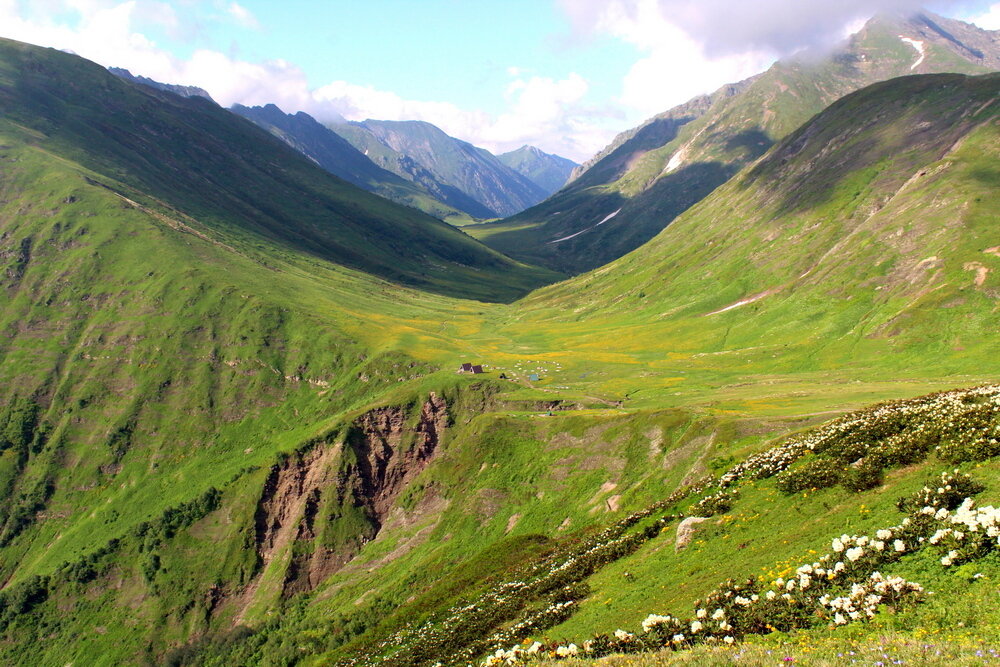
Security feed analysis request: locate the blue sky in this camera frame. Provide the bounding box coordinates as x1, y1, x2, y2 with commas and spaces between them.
1, 0, 998, 161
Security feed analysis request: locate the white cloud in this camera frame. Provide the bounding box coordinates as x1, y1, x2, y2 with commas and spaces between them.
583, 0, 775, 118
968, 2, 1000, 28
0, 0, 614, 161
227, 1, 259, 30
556, 0, 985, 122
314, 72, 609, 160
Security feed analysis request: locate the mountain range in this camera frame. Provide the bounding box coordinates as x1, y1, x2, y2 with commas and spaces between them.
110, 71, 577, 224
468, 11, 1000, 273
331, 118, 570, 218
0, 13, 997, 667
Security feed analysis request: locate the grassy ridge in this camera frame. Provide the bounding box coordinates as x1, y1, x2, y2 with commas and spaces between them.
0, 40, 996, 667
0, 37, 559, 303
469, 13, 996, 274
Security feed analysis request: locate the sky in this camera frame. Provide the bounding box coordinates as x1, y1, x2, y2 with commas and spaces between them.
1, 0, 999, 162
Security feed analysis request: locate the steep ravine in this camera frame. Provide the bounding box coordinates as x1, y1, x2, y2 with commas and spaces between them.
250, 392, 450, 598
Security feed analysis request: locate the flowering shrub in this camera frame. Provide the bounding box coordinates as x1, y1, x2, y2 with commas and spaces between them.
925, 498, 1000, 567
896, 470, 984, 512
488, 470, 994, 666
840, 461, 884, 492
344, 385, 1000, 667
750, 385, 1000, 496
819, 572, 924, 624
342, 485, 694, 667
775, 456, 842, 494
692, 489, 738, 516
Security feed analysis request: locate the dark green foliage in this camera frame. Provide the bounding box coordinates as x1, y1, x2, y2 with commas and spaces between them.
0, 575, 50, 632
776, 457, 842, 494
133, 487, 222, 550
0, 477, 54, 547
0, 396, 40, 454
841, 461, 885, 492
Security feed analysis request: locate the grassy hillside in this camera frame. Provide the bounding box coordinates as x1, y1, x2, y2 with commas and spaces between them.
230, 104, 477, 226
0, 38, 557, 302
469, 12, 997, 274
0, 37, 996, 667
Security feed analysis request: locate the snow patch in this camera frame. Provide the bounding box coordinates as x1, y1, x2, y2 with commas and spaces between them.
596, 208, 622, 226
899, 36, 925, 70
665, 147, 688, 174
548, 208, 622, 244
705, 289, 775, 316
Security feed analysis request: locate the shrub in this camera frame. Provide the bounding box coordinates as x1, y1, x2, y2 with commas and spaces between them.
775, 456, 842, 494
841, 462, 884, 492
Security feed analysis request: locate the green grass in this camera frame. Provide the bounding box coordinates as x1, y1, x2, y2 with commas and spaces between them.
471, 15, 996, 275
0, 36, 997, 667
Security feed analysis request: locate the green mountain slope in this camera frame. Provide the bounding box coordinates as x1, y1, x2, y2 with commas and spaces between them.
333, 120, 550, 219
109, 67, 216, 103
231, 104, 476, 225
0, 38, 556, 302
470, 12, 999, 274
496, 145, 578, 195
0, 35, 997, 667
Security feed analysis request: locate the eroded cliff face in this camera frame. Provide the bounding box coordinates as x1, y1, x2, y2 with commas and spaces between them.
251, 393, 449, 597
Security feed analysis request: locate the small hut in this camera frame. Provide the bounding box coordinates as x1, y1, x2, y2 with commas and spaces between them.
528, 373, 540, 382
458, 363, 473, 373
471, 365, 484, 374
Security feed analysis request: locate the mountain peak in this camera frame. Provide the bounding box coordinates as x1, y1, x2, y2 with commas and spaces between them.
107, 67, 216, 103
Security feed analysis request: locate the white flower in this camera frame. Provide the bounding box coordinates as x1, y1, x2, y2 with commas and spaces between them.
691, 621, 703, 633
696, 608, 707, 618
834, 612, 847, 625
723, 636, 735, 644
894, 540, 906, 552
766, 590, 776, 600
712, 608, 725, 620
846, 547, 864, 562
641, 613, 671, 632
614, 629, 633, 641
672, 634, 685, 643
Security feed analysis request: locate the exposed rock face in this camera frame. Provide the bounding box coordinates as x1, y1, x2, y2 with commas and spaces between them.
251, 393, 448, 595
254, 445, 338, 567
675, 516, 709, 551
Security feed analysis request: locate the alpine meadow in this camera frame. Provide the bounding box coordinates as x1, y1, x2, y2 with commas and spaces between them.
0, 4, 998, 667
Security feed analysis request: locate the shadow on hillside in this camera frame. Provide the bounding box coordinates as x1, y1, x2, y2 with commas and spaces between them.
739, 74, 996, 216
724, 129, 774, 161
478, 160, 741, 276
571, 115, 699, 191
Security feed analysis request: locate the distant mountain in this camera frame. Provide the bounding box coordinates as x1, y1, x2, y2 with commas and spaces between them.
470, 11, 1000, 273
231, 104, 474, 224
331, 119, 550, 218
532, 71, 1000, 357
108, 67, 215, 102
3, 40, 553, 301
496, 145, 578, 195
